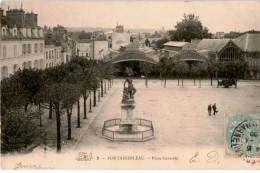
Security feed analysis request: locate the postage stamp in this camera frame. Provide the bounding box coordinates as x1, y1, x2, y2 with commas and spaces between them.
225, 114, 260, 157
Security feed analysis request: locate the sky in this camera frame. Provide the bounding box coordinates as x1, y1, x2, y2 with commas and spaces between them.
1, 1, 260, 33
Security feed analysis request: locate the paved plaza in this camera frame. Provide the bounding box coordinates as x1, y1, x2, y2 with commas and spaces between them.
74, 79, 260, 151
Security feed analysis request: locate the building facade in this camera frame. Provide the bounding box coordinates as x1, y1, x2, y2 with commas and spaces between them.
45, 45, 62, 68
76, 39, 91, 58
105, 25, 130, 50
1, 26, 44, 79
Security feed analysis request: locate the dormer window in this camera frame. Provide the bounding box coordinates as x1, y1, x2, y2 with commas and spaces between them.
14, 30, 17, 36
2, 29, 6, 36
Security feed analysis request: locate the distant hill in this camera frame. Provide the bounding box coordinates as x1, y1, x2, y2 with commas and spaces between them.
66, 27, 160, 34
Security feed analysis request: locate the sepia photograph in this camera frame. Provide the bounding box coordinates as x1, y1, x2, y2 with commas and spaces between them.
0, 0, 260, 170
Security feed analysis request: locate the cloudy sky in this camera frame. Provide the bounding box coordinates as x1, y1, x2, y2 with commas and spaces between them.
1, 1, 260, 33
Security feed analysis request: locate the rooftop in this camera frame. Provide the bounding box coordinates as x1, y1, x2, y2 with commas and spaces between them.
196, 39, 230, 52
77, 39, 91, 43
233, 33, 260, 52
163, 41, 189, 47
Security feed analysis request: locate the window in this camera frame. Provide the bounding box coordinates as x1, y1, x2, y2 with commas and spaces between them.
46, 52, 48, 59
28, 61, 32, 68
3, 46, 6, 58
40, 43, 43, 52
22, 44, 26, 54
13, 64, 19, 73
23, 62, 27, 69
34, 60, 38, 69
35, 43, 38, 53
3, 29, 6, 36
1, 66, 8, 79
14, 45, 17, 56
46, 64, 48, 68
28, 44, 31, 53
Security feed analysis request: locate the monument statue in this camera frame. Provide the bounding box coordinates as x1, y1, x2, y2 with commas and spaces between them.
122, 77, 137, 103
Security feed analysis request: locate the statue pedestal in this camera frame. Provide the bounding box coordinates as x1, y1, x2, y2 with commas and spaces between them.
119, 99, 138, 134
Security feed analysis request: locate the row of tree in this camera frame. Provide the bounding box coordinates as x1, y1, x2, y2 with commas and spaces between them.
139, 56, 248, 88
1, 57, 116, 153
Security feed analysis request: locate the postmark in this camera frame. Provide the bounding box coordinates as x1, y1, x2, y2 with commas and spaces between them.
225, 114, 260, 157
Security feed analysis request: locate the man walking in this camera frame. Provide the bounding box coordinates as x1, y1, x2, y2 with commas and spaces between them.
213, 103, 218, 116
208, 104, 212, 116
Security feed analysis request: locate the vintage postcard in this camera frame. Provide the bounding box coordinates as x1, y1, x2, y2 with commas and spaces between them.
1, 0, 260, 170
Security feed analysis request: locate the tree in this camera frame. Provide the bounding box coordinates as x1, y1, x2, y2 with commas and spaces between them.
40, 65, 70, 152
1, 108, 43, 153
78, 30, 92, 39
207, 57, 218, 86
191, 62, 208, 88
145, 39, 151, 47
61, 84, 81, 140
217, 60, 248, 88
168, 14, 212, 42
156, 56, 173, 88
155, 38, 169, 49
139, 61, 154, 88
11, 68, 43, 112
175, 61, 189, 88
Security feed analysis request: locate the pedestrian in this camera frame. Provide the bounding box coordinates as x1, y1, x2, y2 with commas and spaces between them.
213, 103, 218, 116
208, 104, 212, 116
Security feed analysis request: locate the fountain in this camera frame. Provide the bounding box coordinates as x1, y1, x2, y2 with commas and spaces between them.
101, 77, 154, 142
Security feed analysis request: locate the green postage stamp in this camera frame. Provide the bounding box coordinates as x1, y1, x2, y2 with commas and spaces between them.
225, 114, 260, 157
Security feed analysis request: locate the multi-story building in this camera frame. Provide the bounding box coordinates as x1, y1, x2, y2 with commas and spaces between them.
45, 45, 62, 68
77, 39, 91, 58
105, 24, 130, 50
215, 32, 225, 39
90, 33, 109, 60
1, 8, 45, 80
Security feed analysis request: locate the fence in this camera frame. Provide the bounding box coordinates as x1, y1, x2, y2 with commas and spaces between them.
102, 118, 154, 141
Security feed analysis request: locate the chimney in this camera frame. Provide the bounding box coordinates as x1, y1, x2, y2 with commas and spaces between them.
27, 28, 31, 37
1, 26, 7, 37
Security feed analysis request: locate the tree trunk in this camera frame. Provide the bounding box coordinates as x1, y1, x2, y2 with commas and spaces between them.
107, 79, 110, 90
83, 95, 87, 119
160, 72, 162, 86
104, 80, 106, 94
199, 76, 201, 88
93, 90, 96, 107
77, 99, 81, 128
164, 77, 166, 88
101, 80, 104, 97
145, 73, 148, 88
235, 78, 237, 88
39, 104, 43, 127
67, 108, 71, 140
98, 89, 101, 102
178, 76, 180, 86
55, 104, 61, 153
49, 101, 53, 119
182, 75, 184, 88
211, 77, 213, 86
89, 92, 92, 113
24, 104, 28, 112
